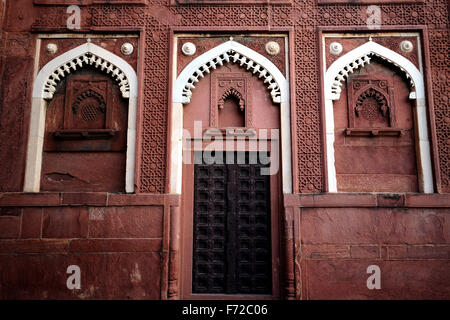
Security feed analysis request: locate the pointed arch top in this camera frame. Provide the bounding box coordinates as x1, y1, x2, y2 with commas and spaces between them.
33, 42, 138, 100
325, 41, 424, 101
173, 40, 289, 104
26, 42, 138, 194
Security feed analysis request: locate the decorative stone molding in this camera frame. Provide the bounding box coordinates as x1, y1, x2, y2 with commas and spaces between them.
355, 88, 389, 120
175, 40, 286, 105
327, 41, 416, 100
121, 42, 134, 56
400, 40, 414, 53
329, 42, 343, 56
265, 41, 280, 56
181, 42, 196, 56
218, 87, 245, 111
46, 43, 58, 55
42, 51, 131, 100
172, 38, 292, 195
210, 73, 252, 128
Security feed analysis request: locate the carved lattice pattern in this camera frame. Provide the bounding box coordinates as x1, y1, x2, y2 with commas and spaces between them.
26, 0, 449, 193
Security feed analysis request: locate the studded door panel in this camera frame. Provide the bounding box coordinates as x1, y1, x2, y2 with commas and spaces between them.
192, 152, 271, 294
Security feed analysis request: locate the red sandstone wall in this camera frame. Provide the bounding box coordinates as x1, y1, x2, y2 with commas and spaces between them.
0, 193, 178, 299
284, 193, 450, 299
0, 0, 448, 299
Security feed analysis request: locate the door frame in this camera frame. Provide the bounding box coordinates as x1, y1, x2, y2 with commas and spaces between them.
180, 142, 282, 300
168, 31, 294, 300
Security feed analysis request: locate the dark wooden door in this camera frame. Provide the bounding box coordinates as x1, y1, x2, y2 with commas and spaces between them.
192, 152, 272, 294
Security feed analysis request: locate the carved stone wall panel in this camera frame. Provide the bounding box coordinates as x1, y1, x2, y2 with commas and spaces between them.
0, 57, 34, 191
429, 29, 450, 193
177, 36, 287, 78
324, 36, 420, 70
39, 37, 139, 71
34, 0, 147, 5
0, 0, 446, 194
139, 21, 170, 193
294, 27, 323, 192
41, 66, 129, 191
170, 5, 270, 27
347, 77, 395, 130
211, 73, 252, 128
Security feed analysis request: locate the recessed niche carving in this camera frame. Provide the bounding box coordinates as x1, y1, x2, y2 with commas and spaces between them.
218, 87, 245, 111
55, 77, 115, 140
211, 73, 252, 128
346, 76, 403, 137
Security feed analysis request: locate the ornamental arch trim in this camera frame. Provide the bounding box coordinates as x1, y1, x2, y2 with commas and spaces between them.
323, 40, 433, 193
325, 40, 423, 101
170, 38, 292, 195
25, 42, 138, 193
173, 40, 289, 105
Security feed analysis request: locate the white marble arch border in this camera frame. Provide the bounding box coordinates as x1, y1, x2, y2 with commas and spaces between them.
24, 42, 138, 193
171, 38, 292, 194
324, 40, 434, 193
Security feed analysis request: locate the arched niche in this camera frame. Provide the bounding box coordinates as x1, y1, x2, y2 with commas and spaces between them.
171, 39, 292, 194
324, 40, 433, 193
24, 42, 138, 193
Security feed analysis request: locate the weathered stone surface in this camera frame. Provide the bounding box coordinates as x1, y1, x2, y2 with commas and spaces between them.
21, 208, 42, 239
0, 217, 20, 239
0, 253, 161, 299
0, 207, 21, 216
88, 206, 163, 239
302, 244, 350, 259
62, 193, 108, 206
69, 239, 162, 253
388, 245, 450, 260
350, 245, 380, 259
40, 153, 126, 193
301, 208, 450, 244
43, 207, 89, 239
0, 193, 61, 206
306, 260, 450, 299
299, 193, 376, 207
107, 194, 165, 206
405, 194, 450, 208
337, 174, 418, 193
376, 194, 405, 207
0, 239, 68, 253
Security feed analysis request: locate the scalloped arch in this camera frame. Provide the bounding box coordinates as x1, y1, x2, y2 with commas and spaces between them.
325, 40, 424, 101
173, 40, 289, 104
33, 42, 138, 100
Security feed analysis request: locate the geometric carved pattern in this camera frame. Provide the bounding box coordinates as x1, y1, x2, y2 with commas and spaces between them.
63, 78, 111, 132
429, 29, 450, 192
80, 103, 104, 122
29, 0, 449, 193
72, 89, 106, 119
347, 76, 397, 131
355, 88, 389, 122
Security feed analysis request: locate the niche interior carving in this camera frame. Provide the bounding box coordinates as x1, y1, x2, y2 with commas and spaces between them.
54, 77, 115, 139
346, 76, 403, 137
211, 73, 252, 128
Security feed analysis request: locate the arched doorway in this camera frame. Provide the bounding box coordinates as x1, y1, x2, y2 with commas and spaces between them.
171, 36, 291, 299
